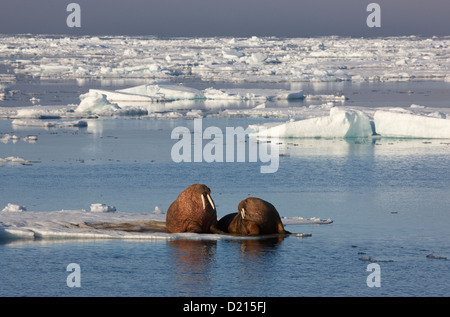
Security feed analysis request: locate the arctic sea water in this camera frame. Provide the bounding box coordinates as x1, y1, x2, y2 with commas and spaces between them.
1, 96, 450, 296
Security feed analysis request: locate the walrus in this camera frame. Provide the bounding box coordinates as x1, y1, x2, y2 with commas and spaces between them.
220, 197, 290, 236
166, 184, 223, 234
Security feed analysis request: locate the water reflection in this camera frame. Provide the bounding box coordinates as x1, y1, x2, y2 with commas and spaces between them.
227, 236, 286, 257
167, 239, 217, 295
166, 235, 287, 295
277, 137, 450, 158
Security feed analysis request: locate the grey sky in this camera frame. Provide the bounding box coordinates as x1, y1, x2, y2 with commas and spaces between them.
0, 0, 449, 37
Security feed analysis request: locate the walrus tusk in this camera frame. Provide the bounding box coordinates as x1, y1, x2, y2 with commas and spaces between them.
207, 194, 215, 210
241, 208, 246, 219
201, 194, 206, 210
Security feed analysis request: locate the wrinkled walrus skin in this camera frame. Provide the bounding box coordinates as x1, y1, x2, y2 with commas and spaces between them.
222, 197, 290, 236
166, 184, 223, 234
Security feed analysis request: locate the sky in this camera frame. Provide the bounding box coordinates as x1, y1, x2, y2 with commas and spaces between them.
0, 0, 449, 37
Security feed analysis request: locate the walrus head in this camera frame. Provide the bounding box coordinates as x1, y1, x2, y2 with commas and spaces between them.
188, 183, 215, 212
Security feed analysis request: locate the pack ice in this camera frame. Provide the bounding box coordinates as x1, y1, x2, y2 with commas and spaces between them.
2, 35, 450, 82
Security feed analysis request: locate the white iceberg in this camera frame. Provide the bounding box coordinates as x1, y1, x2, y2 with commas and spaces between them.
374, 111, 450, 138
251, 108, 373, 139
75, 91, 121, 115
90, 203, 117, 213
2, 203, 27, 212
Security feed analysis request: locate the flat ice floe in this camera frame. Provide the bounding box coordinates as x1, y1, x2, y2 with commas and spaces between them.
374, 110, 450, 138
73, 84, 304, 115
11, 119, 87, 128
0, 156, 32, 165
0, 207, 327, 242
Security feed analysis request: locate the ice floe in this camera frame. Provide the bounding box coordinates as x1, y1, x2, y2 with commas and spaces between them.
374, 110, 450, 138
75, 91, 121, 115
0, 207, 328, 242
90, 203, 117, 213
76, 84, 304, 107
11, 119, 87, 128
0, 156, 32, 165
0, 134, 37, 143
250, 108, 373, 139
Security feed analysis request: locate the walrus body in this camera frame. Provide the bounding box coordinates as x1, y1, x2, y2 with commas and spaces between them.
217, 212, 238, 233
221, 197, 290, 236
166, 184, 222, 233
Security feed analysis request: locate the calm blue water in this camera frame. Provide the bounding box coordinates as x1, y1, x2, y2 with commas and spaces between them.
1, 87, 450, 297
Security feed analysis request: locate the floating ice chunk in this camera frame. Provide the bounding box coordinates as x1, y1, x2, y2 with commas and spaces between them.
185, 110, 203, 118
374, 111, 450, 138
305, 94, 346, 101
0, 134, 12, 143
23, 135, 38, 142
29, 97, 40, 104
90, 203, 116, 213
89, 88, 162, 103
75, 91, 120, 115
15, 108, 61, 119
203, 88, 303, 101
281, 216, 333, 225
0, 134, 38, 143
0, 157, 31, 164
116, 84, 304, 102
2, 203, 27, 212
152, 206, 164, 215
252, 108, 373, 139
0, 208, 331, 242
118, 84, 202, 100
12, 119, 87, 128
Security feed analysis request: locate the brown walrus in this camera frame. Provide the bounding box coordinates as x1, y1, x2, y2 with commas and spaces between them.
166, 184, 223, 233
218, 197, 290, 236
